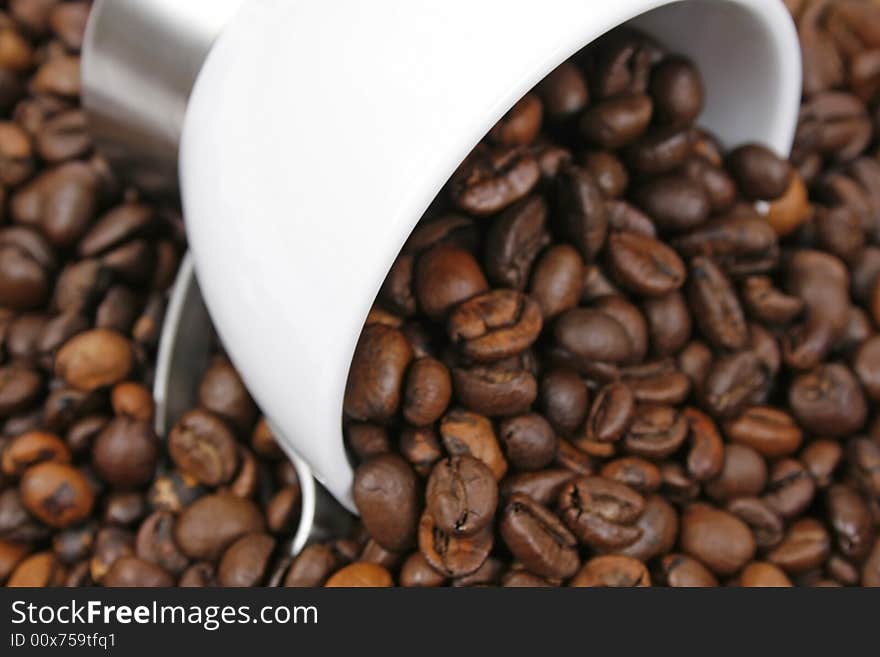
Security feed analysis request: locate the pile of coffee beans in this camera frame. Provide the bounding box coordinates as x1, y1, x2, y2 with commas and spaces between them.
0, 0, 305, 587
314, 7, 880, 587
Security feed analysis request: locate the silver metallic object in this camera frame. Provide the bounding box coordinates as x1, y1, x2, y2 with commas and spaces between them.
82, 0, 246, 195
153, 254, 353, 556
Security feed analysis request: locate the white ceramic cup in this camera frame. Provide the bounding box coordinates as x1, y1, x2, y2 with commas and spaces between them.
179, 0, 802, 512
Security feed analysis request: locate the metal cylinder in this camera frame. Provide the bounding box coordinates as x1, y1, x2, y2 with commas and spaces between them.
81, 0, 245, 195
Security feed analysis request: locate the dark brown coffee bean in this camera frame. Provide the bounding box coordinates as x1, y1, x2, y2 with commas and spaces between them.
605, 199, 656, 236
425, 456, 497, 537
766, 518, 831, 575
642, 291, 691, 357
529, 245, 584, 319
451, 363, 537, 418
723, 406, 803, 458
353, 454, 419, 551
500, 469, 576, 506
558, 476, 644, 550
621, 359, 690, 405
680, 503, 755, 576
55, 329, 133, 393
498, 413, 556, 471
570, 554, 650, 587
399, 551, 445, 587
484, 196, 550, 290
763, 458, 816, 520
439, 409, 507, 480
418, 510, 493, 578
282, 544, 338, 587
500, 493, 579, 579
450, 146, 540, 216
135, 510, 188, 575
801, 439, 842, 489
552, 164, 608, 260
727, 144, 793, 200
52, 521, 96, 564
448, 290, 542, 363
344, 324, 414, 422
36, 109, 90, 162
701, 351, 767, 419
789, 363, 866, 438
740, 276, 804, 325
581, 150, 628, 199
583, 381, 634, 444
726, 496, 784, 551
489, 94, 543, 147
627, 127, 692, 176
179, 562, 216, 587
682, 407, 724, 482
218, 532, 275, 587
607, 231, 686, 296
197, 358, 256, 435
402, 357, 452, 427
634, 175, 710, 233
538, 368, 588, 436
592, 31, 663, 99
658, 553, 717, 587
705, 444, 767, 503
826, 484, 874, 562
650, 56, 703, 126
537, 61, 589, 120
682, 155, 737, 213
415, 245, 488, 320
554, 307, 632, 364
688, 256, 748, 351
619, 493, 678, 562
600, 457, 661, 494
91, 417, 158, 489
174, 494, 264, 561
580, 93, 653, 149
168, 409, 238, 487
398, 426, 443, 477
622, 404, 688, 460
20, 461, 94, 528
104, 556, 173, 587
672, 211, 779, 276
848, 437, 880, 498
1, 430, 70, 477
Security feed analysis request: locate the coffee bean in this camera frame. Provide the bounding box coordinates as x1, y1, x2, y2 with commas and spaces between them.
484, 196, 549, 290
558, 476, 644, 550
766, 518, 830, 575
168, 409, 238, 487
623, 404, 688, 460
726, 497, 784, 551
619, 494, 678, 562
174, 494, 264, 561
498, 413, 556, 471
20, 461, 94, 528
672, 211, 779, 276
198, 358, 256, 435
538, 368, 588, 436
439, 409, 507, 479
581, 150, 628, 198
607, 232, 686, 296
217, 532, 275, 587
450, 146, 540, 216
701, 351, 767, 419
104, 556, 173, 587
500, 469, 576, 507
399, 551, 445, 587
704, 444, 766, 503
418, 510, 493, 578
135, 510, 188, 575
825, 484, 874, 562
738, 562, 792, 587
554, 307, 632, 364
353, 454, 419, 551
680, 504, 755, 576
583, 381, 634, 444
650, 56, 703, 126
634, 175, 710, 233
801, 440, 842, 489
415, 245, 488, 320
763, 458, 816, 520
325, 562, 393, 587
551, 164, 608, 260
723, 406, 803, 458
500, 493, 579, 579
537, 61, 589, 120
788, 363, 867, 438
490, 94, 543, 147
91, 417, 158, 489
448, 289, 542, 362
7, 551, 65, 587
580, 94, 653, 149
642, 291, 691, 357
570, 555, 650, 587
344, 324, 413, 422
659, 553, 717, 587
425, 456, 497, 537
682, 155, 737, 214
727, 144, 793, 200
529, 245, 584, 319
55, 329, 133, 392
1, 430, 70, 477
451, 363, 537, 418
847, 437, 880, 498
600, 457, 660, 494
688, 256, 748, 351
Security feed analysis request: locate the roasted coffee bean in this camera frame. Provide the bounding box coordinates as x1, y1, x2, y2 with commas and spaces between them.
701, 351, 767, 419
621, 359, 690, 405
198, 358, 256, 434
448, 290, 542, 362
554, 307, 632, 364
659, 461, 700, 505
529, 245, 584, 319
558, 476, 644, 550
680, 503, 755, 576
497, 414, 556, 471
682, 155, 737, 214
551, 164, 608, 260
537, 61, 589, 120
847, 437, 880, 498
788, 364, 867, 438
398, 426, 443, 477
179, 562, 216, 587
425, 456, 496, 537
538, 368, 588, 436
344, 324, 414, 422
168, 409, 238, 487
1, 430, 70, 477
605, 199, 656, 236
500, 469, 576, 507
484, 196, 549, 290
399, 551, 445, 588
283, 544, 338, 587
592, 30, 663, 99
767, 518, 831, 575
439, 409, 507, 480
451, 363, 537, 418
325, 562, 393, 587
55, 329, 133, 392
634, 175, 710, 233
418, 510, 493, 578
581, 150, 628, 198
659, 553, 718, 587
570, 555, 650, 587
740, 276, 804, 325
607, 231, 686, 296
218, 532, 275, 587
763, 458, 816, 520
825, 484, 874, 562
619, 494, 678, 562
727, 144, 793, 200
500, 493, 579, 579
801, 439, 842, 489
174, 494, 264, 561
583, 382, 634, 444
726, 497, 784, 551
672, 211, 779, 276
738, 562, 792, 587
682, 407, 723, 482
688, 257, 748, 351
642, 292, 691, 357
91, 417, 158, 489
704, 444, 767, 503
622, 404, 688, 460
353, 454, 419, 551
401, 358, 452, 427
7, 551, 66, 587
580, 94, 653, 149
414, 245, 488, 320
104, 556, 173, 587
627, 127, 692, 176
600, 457, 661, 494
450, 146, 540, 216
20, 461, 94, 528
135, 510, 188, 575
650, 56, 703, 126
490, 94, 543, 147
723, 406, 803, 458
